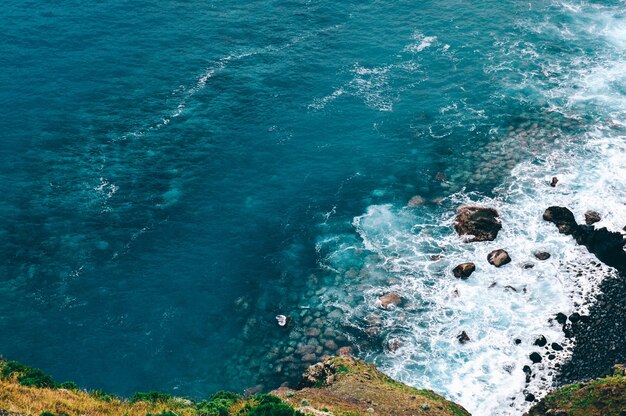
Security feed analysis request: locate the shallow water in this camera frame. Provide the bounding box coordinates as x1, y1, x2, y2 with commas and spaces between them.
0, 0, 625, 414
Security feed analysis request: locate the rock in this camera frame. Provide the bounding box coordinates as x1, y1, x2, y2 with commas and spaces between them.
337, 346, 353, 356
534, 335, 547, 347
452, 262, 476, 279
569, 312, 581, 324
457, 331, 470, 344
530, 352, 542, 363
550, 176, 559, 187
377, 293, 403, 309
504, 285, 518, 292
302, 353, 317, 362
534, 251, 551, 260
430, 254, 443, 261
584, 210, 601, 225
435, 171, 447, 182
387, 338, 402, 352
276, 314, 290, 327
525, 393, 536, 402
523, 365, 532, 383
544, 206, 626, 272
522, 262, 535, 269
307, 327, 321, 337
324, 340, 338, 350
515, 339, 522, 345
407, 195, 425, 207
543, 206, 578, 235
555, 313, 568, 325
488, 249, 511, 267
551, 343, 564, 351
454, 206, 502, 242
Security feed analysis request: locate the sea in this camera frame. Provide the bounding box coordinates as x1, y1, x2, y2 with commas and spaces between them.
0, 1, 625, 415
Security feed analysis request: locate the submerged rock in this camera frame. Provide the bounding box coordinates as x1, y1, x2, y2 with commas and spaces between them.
534, 251, 551, 260
407, 195, 425, 207
454, 206, 502, 242
452, 262, 476, 279
488, 249, 511, 267
377, 293, 403, 309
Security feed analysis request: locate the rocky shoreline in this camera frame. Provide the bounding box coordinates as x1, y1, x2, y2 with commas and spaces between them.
2, 355, 626, 416
1, 200, 624, 415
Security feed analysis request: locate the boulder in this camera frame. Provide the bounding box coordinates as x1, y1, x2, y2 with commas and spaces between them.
585, 210, 601, 225
534, 251, 551, 260
555, 313, 568, 325
550, 177, 559, 187
530, 352, 542, 363
452, 262, 476, 279
534, 335, 547, 347
457, 331, 470, 344
488, 249, 511, 267
377, 293, 403, 309
543, 206, 578, 235
454, 206, 502, 242
551, 343, 563, 351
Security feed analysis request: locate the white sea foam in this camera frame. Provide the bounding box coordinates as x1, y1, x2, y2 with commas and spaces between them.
317, 1, 626, 415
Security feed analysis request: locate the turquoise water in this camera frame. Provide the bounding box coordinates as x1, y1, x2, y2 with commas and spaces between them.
1, 0, 625, 414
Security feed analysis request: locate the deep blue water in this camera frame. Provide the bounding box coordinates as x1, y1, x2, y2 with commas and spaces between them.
1, 1, 625, 414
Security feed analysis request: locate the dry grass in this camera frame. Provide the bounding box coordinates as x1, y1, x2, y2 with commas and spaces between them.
0, 377, 196, 416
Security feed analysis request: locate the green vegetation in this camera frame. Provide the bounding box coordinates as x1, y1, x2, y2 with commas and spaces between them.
2, 360, 58, 388
131, 391, 175, 404
526, 365, 626, 416
197, 391, 242, 416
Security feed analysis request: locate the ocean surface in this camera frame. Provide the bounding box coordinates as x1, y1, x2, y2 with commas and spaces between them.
1, 0, 625, 414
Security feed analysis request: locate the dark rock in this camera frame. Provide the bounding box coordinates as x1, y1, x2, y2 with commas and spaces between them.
454, 206, 502, 242
487, 249, 511, 267
550, 177, 559, 187
430, 254, 443, 261
435, 171, 447, 182
569, 312, 581, 324
534, 335, 547, 347
504, 285, 518, 292
452, 262, 476, 279
543, 206, 578, 235
523, 365, 532, 383
544, 206, 626, 273
457, 331, 470, 344
548, 354, 556, 360
522, 262, 535, 269
555, 313, 568, 325
525, 393, 536, 402
534, 251, 551, 260
552, 342, 563, 351
585, 210, 601, 225
530, 352, 542, 363
515, 338, 522, 345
